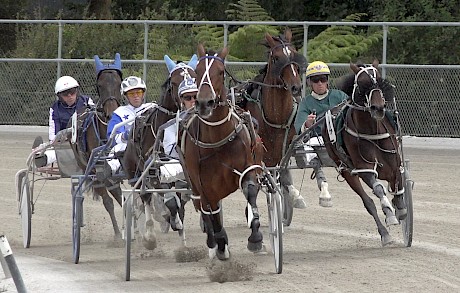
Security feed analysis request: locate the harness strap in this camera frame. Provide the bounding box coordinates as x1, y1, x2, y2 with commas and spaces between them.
345, 127, 391, 140
232, 164, 264, 190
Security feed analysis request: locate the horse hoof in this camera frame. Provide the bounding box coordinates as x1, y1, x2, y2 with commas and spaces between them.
319, 197, 333, 208
247, 241, 263, 252
142, 237, 157, 250
395, 208, 407, 221
385, 215, 399, 226
294, 197, 307, 209
381, 235, 393, 247
160, 220, 170, 233
216, 244, 230, 260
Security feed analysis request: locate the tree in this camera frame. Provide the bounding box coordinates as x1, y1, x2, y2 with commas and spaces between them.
371, 0, 460, 64
87, 0, 112, 19
305, 14, 383, 63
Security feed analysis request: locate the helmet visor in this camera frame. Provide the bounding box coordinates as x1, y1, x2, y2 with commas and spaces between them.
58, 87, 77, 98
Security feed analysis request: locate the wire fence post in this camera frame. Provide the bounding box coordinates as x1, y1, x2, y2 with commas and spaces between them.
0, 235, 27, 293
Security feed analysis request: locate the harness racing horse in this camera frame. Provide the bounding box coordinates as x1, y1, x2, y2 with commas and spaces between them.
123, 55, 198, 250
243, 28, 307, 212
322, 62, 406, 246
70, 53, 123, 239
181, 44, 263, 260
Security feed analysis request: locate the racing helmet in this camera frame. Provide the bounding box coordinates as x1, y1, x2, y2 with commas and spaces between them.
306, 61, 330, 78
178, 78, 198, 97
55, 76, 79, 94
120, 76, 147, 95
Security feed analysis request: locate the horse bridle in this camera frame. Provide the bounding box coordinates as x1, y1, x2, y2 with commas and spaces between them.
350, 66, 385, 112
196, 54, 228, 113
268, 38, 306, 89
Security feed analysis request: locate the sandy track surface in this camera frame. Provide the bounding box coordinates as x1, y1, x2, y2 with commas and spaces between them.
1, 127, 459, 292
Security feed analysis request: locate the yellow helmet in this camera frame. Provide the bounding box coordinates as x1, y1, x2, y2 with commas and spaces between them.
306, 61, 330, 78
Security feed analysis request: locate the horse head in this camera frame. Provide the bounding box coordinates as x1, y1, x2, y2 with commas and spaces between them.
350, 61, 386, 121
264, 28, 306, 101
195, 44, 228, 118
94, 53, 123, 119
163, 54, 198, 112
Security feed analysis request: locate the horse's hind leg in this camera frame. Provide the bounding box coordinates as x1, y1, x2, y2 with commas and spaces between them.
164, 191, 183, 231
96, 186, 121, 239
342, 172, 392, 246
141, 194, 157, 250
280, 169, 306, 209
310, 157, 332, 207
243, 178, 264, 252
390, 174, 407, 220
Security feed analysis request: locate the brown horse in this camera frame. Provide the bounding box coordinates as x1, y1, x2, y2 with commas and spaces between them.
70, 53, 123, 239
181, 44, 263, 260
243, 28, 307, 212
123, 55, 197, 250
322, 62, 406, 246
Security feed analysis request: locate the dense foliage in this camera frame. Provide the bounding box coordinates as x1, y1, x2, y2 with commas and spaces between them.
0, 0, 459, 64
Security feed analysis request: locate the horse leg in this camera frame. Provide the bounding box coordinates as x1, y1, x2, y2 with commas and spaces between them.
310, 157, 332, 207
360, 173, 398, 226
141, 193, 157, 250
95, 186, 121, 239
280, 169, 306, 209
243, 179, 264, 252
202, 209, 229, 260
164, 191, 183, 231
389, 171, 407, 221
342, 172, 393, 246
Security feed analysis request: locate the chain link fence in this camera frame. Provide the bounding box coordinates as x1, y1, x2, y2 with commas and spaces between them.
1, 20, 459, 137
0, 60, 459, 137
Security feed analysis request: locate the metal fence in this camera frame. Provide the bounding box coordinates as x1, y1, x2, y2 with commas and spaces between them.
1, 20, 460, 137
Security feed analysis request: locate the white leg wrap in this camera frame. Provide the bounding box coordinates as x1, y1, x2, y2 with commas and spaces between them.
319, 182, 331, 199
209, 245, 217, 259
287, 185, 300, 199
380, 196, 395, 214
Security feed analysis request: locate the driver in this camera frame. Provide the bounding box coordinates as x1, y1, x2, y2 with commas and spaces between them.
294, 61, 348, 207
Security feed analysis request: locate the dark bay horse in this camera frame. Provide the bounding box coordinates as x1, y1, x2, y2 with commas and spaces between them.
181, 44, 263, 260
70, 53, 123, 239
323, 62, 406, 246
243, 28, 307, 210
123, 55, 197, 250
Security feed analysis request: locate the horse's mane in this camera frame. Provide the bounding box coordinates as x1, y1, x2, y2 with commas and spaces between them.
335, 67, 395, 101
158, 78, 170, 105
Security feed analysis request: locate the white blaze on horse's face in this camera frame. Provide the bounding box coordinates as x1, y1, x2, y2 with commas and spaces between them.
196, 55, 220, 118
281, 46, 297, 77
353, 66, 384, 108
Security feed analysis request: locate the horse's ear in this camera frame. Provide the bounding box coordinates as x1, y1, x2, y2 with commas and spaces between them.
284, 27, 292, 42
265, 32, 276, 47
220, 47, 229, 59
113, 53, 121, 71
197, 43, 206, 58
164, 55, 177, 73
372, 58, 380, 68
350, 62, 360, 74
188, 54, 198, 70
94, 55, 105, 75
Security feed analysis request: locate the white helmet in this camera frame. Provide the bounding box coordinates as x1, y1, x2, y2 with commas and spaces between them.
120, 76, 146, 95
55, 76, 79, 94
178, 78, 198, 97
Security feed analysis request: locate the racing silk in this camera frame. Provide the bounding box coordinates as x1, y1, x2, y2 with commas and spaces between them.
294, 89, 349, 135
107, 103, 156, 146
162, 111, 189, 159
49, 95, 93, 141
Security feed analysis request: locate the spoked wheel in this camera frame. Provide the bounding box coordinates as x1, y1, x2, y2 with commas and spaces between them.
124, 192, 133, 281
281, 185, 293, 226
267, 189, 283, 274
20, 175, 32, 248
401, 159, 414, 247
71, 177, 84, 264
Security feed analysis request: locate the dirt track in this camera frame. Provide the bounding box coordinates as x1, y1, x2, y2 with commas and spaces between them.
1, 127, 460, 292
